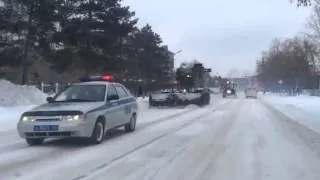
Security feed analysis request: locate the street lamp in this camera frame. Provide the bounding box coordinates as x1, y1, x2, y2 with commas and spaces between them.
169, 49, 183, 85
174, 50, 182, 55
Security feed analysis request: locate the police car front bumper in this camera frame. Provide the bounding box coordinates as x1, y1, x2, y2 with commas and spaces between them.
17, 119, 94, 139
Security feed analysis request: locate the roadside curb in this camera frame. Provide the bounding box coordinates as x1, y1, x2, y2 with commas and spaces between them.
260, 98, 318, 133
260, 97, 300, 123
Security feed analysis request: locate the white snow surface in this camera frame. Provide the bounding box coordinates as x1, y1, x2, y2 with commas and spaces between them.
0, 96, 224, 180
0, 105, 36, 133
262, 94, 320, 134
0, 95, 320, 179
136, 97, 199, 124
0, 79, 46, 106
0, 79, 46, 132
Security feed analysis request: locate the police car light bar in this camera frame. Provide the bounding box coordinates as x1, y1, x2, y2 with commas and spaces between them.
80, 74, 113, 82
101, 75, 112, 81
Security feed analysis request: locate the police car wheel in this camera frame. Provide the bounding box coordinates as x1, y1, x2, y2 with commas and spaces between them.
26, 138, 44, 146
125, 115, 136, 132
90, 120, 105, 144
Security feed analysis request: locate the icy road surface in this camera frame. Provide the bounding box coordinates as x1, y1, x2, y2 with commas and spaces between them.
1, 96, 320, 180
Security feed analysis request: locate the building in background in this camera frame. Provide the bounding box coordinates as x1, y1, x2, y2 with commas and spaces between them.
230, 75, 258, 91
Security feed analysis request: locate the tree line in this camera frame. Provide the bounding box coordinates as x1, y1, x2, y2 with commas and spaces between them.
256, 0, 320, 91
0, 0, 174, 86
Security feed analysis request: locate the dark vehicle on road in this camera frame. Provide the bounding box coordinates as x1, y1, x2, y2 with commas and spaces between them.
222, 81, 237, 98
149, 88, 210, 107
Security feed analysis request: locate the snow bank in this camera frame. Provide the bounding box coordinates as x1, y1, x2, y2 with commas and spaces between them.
262, 94, 320, 134
263, 94, 320, 113
0, 79, 47, 106
0, 105, 36, 132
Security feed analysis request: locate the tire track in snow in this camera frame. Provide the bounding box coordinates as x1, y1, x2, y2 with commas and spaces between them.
74, 112, 214, 180
252, 99, 320, 180
0, 111, 196, 178
0, 99, 228, 179
76, 99, 235, 180
0, 101, 216, 155
180, 99, 244, 180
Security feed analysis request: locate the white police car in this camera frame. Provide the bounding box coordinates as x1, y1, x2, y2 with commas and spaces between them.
17, 75, 138, 146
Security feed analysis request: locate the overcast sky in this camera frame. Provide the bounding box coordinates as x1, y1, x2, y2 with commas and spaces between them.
124, 0, 311, 77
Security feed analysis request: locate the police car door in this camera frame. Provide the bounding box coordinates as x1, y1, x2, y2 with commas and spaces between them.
106, 84, 123, 128
115, 85, 131, 125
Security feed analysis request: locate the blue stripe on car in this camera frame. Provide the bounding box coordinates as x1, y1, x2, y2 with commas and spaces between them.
87, 97, 136, 113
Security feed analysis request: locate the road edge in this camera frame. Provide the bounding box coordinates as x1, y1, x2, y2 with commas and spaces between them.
260, 98, 320, 157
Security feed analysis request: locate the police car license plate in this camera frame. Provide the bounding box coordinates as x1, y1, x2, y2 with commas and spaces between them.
34, 125, 59, 131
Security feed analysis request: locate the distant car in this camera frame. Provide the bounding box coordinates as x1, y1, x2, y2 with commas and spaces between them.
245, 87, 258, 99
17, 74, 138, 146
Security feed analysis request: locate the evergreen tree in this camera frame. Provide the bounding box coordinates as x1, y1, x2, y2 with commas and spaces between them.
0, 0, 58, 84
52, 0, 137, 74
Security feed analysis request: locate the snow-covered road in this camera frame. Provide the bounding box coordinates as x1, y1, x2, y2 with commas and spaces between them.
1, 96, 320, 180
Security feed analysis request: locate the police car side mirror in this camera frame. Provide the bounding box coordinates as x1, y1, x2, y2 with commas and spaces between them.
46, 97, 53, 103
107, 94, 119, 102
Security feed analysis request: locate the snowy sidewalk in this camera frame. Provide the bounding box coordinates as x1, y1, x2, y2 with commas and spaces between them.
262, 94, 320, 134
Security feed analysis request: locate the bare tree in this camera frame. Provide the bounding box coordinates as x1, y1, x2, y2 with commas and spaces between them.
305, 1, 320, 65
256, 36, 317, 90
306, 1, 320, 42
294, 0, 312, 6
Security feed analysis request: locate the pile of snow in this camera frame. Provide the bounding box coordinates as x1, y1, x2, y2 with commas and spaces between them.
263, 94, 320, 114
0, 105, 35, 132
0, 79, 47, 106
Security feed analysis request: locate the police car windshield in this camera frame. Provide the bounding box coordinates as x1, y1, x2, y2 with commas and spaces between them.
53, 84, 106, 102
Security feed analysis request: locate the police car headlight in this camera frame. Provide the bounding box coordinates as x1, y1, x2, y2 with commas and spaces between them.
62, 115, 82, 121
20, 116, 35, 122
